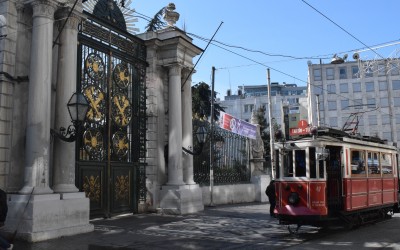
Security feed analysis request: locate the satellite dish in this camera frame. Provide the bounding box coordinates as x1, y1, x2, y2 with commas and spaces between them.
353, 53, 360, 60
307, 60, 312, 66
343, 54, 348, 61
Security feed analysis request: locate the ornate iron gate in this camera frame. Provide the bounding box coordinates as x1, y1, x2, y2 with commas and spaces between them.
76, 14, 147, 217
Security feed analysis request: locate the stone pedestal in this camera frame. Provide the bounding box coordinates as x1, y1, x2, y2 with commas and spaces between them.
251, 174, 271, 202
159, 184, 203, 214
5, 193, 93, 242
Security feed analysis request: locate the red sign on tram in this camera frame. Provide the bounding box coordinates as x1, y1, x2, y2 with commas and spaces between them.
289, 120, 310, 136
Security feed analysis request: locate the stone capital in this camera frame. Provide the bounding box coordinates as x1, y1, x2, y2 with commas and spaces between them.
30, 0, 56, 19
168, 64, 182, 77
55, 10, 82, 31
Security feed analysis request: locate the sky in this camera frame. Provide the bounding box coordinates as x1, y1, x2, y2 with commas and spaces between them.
124, 0, 400, 99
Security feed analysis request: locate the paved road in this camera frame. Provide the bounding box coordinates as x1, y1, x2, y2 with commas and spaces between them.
9, 203, 400, 249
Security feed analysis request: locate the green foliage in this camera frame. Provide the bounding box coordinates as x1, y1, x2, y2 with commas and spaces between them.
192, 82, 225, 121
145, 7, 166, 32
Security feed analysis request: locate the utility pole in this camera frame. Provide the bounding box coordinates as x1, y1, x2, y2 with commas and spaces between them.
209, 66, 215, 206
267, 69, 275, 179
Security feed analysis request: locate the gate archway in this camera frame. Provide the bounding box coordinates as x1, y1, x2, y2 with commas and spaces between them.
76, 13, 147, 217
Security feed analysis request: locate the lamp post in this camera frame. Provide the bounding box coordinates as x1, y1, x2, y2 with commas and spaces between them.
51, 92, 89, 142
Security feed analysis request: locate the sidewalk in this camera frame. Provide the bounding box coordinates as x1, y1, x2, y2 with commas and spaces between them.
11, 202, 298, 250
14, 202, 400, 250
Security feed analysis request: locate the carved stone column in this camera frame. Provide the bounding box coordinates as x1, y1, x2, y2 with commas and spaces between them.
167, 64, 185, 185
19, 0, 56, 195
52, 10, 81, 193
5, 1, 93, 242
181, 69, 195, 184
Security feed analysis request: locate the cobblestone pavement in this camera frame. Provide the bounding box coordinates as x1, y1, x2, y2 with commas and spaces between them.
9, 203, 400, 249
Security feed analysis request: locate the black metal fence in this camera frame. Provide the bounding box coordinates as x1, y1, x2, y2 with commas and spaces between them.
193, 120, 250, 185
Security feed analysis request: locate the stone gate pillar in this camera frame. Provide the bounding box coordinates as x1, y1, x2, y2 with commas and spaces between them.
6, 2, 93, 242
19, 0, 56, 195
181, 69, 196, 185
52, 10, 81, 193
166, 64, 185, 186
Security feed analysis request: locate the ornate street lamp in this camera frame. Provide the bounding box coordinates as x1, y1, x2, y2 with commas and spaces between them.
196, 125, 208, 145
51, 92, 89, 142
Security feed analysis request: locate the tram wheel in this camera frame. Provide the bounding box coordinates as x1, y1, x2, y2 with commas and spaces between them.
288, 224, 301, 234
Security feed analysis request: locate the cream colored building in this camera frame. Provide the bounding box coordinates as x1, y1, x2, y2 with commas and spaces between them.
307, 56, 400, 146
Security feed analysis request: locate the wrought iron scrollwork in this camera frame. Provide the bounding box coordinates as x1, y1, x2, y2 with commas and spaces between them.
50, 124, 77, 143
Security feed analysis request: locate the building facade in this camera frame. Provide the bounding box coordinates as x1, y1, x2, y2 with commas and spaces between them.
220, 83, 308, 129
307, 57, 400, 145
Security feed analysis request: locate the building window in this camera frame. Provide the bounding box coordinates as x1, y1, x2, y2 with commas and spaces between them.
340, 83, 348, 93
329, 117, 338, 127
352, 66, 359, 78
314, 86, 322, 95
341, 99, 349, 110
393, 80, 400, 90
313, 69, 321, 81
319, 102, 324, 111
326, 68, 334, 80
390, 62, 399, 75
367, 98, 376, 108
380, 97, 389, 107
353, 99, 363, 109
244, 104, 254, 113
378, 64, 386, 76
365, 82, 374, 92
364, 63, 373, 78
353, 82, 361, 92
382, 114, 390, 125
396, 114, 400, 124
382, 132, 391, 141
339, 67, 347, 79
379, 81, 388, 91
327, 84, 336, 94
394, 97, 400, 107
369, 115, 377, 125
328, 100, 337, 110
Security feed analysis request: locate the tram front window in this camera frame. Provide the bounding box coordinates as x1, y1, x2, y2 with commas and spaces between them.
283, 150, 293, 177
295, 150, 306, 177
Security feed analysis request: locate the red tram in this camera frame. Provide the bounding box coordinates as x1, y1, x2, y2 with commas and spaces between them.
273, 127, 400, 232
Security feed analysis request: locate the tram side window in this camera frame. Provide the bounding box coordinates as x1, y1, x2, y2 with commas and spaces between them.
367, 152, 380, 175
351, 150, 366, 176
295, 150, 306, 177
319, 160, 325, 178
310, 147, 316, 178
381, 153, 393, 176
283, 150, 293, 177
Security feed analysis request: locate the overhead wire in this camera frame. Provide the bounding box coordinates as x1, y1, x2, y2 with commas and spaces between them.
300, 0, 386, 60
9, 2, 395, 119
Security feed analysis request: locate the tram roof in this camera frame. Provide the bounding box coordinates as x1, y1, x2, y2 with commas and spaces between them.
279, 127, 398, 151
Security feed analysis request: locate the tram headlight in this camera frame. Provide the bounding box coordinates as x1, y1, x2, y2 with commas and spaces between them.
288, 192, 300, 205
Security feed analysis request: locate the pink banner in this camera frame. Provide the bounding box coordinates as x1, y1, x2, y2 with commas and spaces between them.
218, 112, 257, 139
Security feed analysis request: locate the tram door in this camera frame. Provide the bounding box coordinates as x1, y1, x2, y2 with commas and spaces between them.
326, 146, 343, 213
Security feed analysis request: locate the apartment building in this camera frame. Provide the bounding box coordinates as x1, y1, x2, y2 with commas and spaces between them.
307, 56, 400, 145
220, 83, 308, 127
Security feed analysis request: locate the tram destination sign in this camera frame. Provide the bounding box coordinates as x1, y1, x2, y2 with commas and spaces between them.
219, 112, 257, 139
289, 119, 310, 136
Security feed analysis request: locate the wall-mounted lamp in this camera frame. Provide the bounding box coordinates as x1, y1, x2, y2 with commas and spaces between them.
51, 92, 89, 142
182, 124, 208, 155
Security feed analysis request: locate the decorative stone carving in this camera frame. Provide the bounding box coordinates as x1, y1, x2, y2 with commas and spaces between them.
163, 3, 179, 27
31, 0, 56, 19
